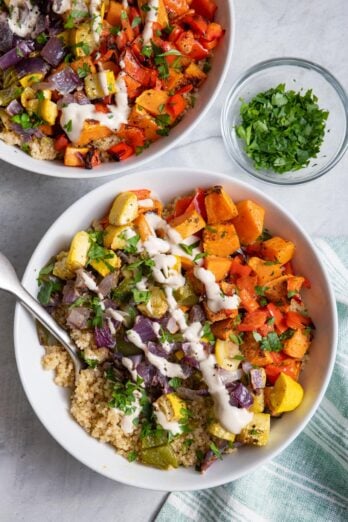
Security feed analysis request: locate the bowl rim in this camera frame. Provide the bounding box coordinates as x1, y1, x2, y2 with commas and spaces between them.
0, 1, 235, 180
13, 167, 338, 491
221, 56, 348, 186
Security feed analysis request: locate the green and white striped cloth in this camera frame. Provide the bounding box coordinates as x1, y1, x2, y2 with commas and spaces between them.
156, 238, 348, 522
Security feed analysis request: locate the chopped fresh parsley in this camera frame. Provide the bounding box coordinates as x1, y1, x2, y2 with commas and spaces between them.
11, 111, 43, 130
193, 252, 208, 263
131, 16, 142, 28
201, 322, 215, 343
209, 442, 223, 460
236, 83, 329, 174
109, 378, 143, 415
168, 377, 182, 390
132, 288, 150, 304
255, 285, 269, 296
110, 25, 121, 35
64, 120, 73, 133
127, 450, 138, 462
230, 332, 244, 345
36, 33, 48, 45
38, 279, 62, 306
120, 232, 141, 254
64, 9, 89, 29
90, 297, 104, 327
77, 63, 91, 78
179, 241, 200, 256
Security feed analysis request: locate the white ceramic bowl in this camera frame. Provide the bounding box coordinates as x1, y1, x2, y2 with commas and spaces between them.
14, 168, 337, 491
0, 1, 234, 179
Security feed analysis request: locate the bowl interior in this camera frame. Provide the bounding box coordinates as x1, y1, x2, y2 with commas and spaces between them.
222, 59, 348, 184
14, 168, 337, 491
0, 0, 233, 179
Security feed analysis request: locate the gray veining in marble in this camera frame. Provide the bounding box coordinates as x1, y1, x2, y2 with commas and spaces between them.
0, 1, 347, 521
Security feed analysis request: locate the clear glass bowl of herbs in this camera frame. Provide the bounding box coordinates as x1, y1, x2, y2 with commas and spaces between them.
221, 58, 348, 184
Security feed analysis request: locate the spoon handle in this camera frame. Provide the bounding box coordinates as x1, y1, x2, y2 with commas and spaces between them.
0, 252, 81, 373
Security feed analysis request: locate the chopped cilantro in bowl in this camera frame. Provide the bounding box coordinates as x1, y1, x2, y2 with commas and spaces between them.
221, 57, 348, 185
236, 84, 329, 174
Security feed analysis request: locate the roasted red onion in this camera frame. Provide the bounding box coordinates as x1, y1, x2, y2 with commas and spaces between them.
41, 36, 65, 67
218, 368, 243, 385
0, 40, 34, 70
227, 382, 253, 409
132, 316, 156, 342
189, 304, 206, 324
98, 272, 119, 298
6, 99, 23, 116
250, 368, 266, 389
66, 307, 91, 329
15, 57, 50, 78
46, 66, 81, 94
95, 325, 115, 348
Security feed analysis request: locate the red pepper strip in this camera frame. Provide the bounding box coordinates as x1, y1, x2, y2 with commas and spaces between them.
166, 94, 187, 119
267, 302, 287, 334
265, 359, 301, 385
130, 189, 152, 200
230, 257, 252, 277
185, 188, 207, 220
54, 134, 69, 152
238, 310, 268, 332
285, 311, 311, 330
191, 0, 217, 21
181, 14, 208, 36
108, 142, 134, 161
174, 196, 193, 217
176, 31, 209, 60
239, 288, 259, 314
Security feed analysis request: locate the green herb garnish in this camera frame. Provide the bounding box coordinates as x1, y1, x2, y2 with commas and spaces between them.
236, 83, 329, 174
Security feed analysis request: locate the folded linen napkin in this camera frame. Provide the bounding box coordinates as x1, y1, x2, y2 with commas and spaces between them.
156, 238, 348, 522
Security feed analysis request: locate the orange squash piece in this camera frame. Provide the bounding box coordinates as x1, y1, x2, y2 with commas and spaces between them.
134, 214, 153, 241
64, 146, 89, 167
241, 333, 273, 367
205, 186, 238, 224
106, 1, 123, 25
248, 257, 284, 285
261, 236, 295, 264
76, 121, 113, 146
128, 106, 159, 142
203, 222, 240, 256
232, 200, 265, 245
211, 318, 235, 340
204, 255, 232, 281
170, 209, 206, 239
283, 329, 310, 359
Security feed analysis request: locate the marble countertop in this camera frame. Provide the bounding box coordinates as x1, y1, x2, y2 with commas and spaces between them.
0, 1, 347, 520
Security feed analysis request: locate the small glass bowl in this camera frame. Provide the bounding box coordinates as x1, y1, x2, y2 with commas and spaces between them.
221, 57, 348, 185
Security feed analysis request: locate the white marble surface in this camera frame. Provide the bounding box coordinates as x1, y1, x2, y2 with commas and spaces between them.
0, 1, 347, 521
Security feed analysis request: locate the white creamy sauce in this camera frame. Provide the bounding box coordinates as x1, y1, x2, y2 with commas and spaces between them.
123, 210, 252, 434
121, 357, 141, 383
52, 0, 72, 14
154, 410, 182, 435
136, 277, 148, 291
60, 74, 130, 144
200, 353, 253, 434
80, 271, 99, 293
122, 0, 129, 8
8, 0, 40, 38
138, 199, 154, 208
142, 0, 159, 44
89, 0, 103, 44
97, 71, 111, 97
114, 390, 142, 434
107, 317, 116, 335
106, 308, 126, 324
194, 266, 240, 313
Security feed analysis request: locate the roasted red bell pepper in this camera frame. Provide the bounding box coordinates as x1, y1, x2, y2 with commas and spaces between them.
238, 310, 268, 332
285, 311, 311, 330
191, 0, 217, 21
230, 257, 252, 278
166, 94, 187, 119
267, 302, 287, 334
176, 31, 209, 60
265, 359, 301, 385
108, 142, 134, 161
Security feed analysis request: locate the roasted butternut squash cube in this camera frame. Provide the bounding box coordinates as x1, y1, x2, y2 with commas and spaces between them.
261, 236, 295, 264
248, 257, 284, 285
66, 231, 90, 271
90, 251, 121, 277
205, 186, 238, 224
232, 200, 265, 245
283, 328, 310, 359
203, 304, 238, 323
128, 105, 160, 142
135, 89, 169, 116
204, 255, 232, 281
64, 146, 89, 167
185, 63, 207, 84
76, 121, 113, 146
237, 413, 270, 446
203, 223, 240, 256
211, 318, 235, 340
71, 56, 96, 75
170, 209, 206, 239
69, 22, 95, 56
134, 214, 153, 241
241, 332, 273, 366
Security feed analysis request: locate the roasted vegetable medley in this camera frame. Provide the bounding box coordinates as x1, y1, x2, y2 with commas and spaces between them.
37, 185, 314, 471
0, 0, 224, 168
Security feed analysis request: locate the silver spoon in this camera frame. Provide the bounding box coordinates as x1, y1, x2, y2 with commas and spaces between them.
0, 252, 82, 378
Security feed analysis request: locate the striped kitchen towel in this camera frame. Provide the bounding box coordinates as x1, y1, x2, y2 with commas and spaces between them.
156, 238, 348, 522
